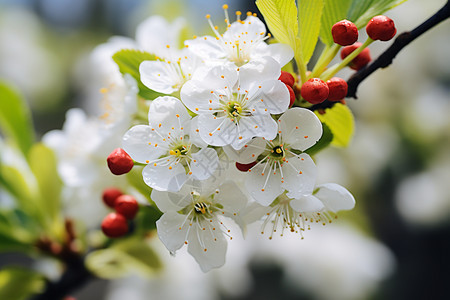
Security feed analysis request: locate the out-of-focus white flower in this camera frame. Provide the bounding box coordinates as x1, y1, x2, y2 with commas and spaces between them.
181, 57, 289, 150
153, 177, 248, 272
185, 12, 293, 67
228, 108, 322, 206
123, 96, 219, 192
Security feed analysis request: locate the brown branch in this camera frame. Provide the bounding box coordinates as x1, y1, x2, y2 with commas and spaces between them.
347, 0, 450, 99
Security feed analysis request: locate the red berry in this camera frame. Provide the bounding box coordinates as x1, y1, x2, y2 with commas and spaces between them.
236, 161, 257, 172
278, 71, 295, 87
101, 213, 128, 238
107, 148, 134, 175
326, 77, 348, 101
340, 42, 372, 70
286, 84, 296, 107
102, 188, 123, 208
300, 78, 329, 104
366, 15, 396, 41
114, 195, 139, 219
332, 19, 358, 46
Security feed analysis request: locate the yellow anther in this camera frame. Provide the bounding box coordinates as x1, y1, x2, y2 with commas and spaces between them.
222, 4, 228, 9
99, 88, 108, 94
206, 14, 211, 19
236, 11, 241, 16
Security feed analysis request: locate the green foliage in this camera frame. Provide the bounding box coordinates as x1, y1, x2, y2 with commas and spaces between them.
255, 0, 298, 48
305, 122, 333, 155
0, 209, 37, 253
319, 0, 352, 46
29, 143, 63, 236
127, 165, 153, 203
112, 49, 166, 100
0, 82, 35, 157
348, 0, 408, 28
137, 205, 163, 233
0, 268, 45, 300
86, 237, 162, 279
315, 103, 355, 147
298, 0, 324, 63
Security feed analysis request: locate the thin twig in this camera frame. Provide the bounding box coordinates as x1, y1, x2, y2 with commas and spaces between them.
347, 0, 450, 98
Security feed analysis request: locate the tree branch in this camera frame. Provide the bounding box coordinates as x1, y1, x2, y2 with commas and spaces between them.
347, 0, 450, 99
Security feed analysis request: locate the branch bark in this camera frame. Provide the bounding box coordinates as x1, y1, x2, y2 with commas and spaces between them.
346, 0, 450, 99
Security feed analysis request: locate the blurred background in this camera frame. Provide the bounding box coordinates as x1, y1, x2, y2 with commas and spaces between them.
0, 0, 449, 299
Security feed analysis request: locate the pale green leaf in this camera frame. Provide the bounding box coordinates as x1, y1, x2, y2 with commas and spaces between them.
0, 165, 35, 211
255, 0, 298, 48
0, 268, 45, 300
319, 0, 352, 46
29, 143, 63, 235
298, 0, 324, 63
0, 82, 35, 156
315, 103, 354, 147
0, 209, 38, 252
347, 0, 408, 28
112, 49, 165, 100
86, 238, 162, 279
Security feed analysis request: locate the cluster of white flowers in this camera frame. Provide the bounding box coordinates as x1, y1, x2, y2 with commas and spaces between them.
118, 7, 356, 272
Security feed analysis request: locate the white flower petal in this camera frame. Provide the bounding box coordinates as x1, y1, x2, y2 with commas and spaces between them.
179, 79, 222, 113
260, 79, 290, 114
264, 43, 294, 67
225, 16, 266, 40
315, 183, 356, 213
282, 153, 317, 198
189, 116, 207, 148
246, 164, 284, 206
190, 148, 219, 180
235, 114, 277, 147
184, 36, 225, 60
140, 60, 181, 94
151, 188, 191, 212
238, 56, 281, 91
198, 114, 237, 147
290, 195, 325, 212
279, 108, 323, 151
187, 222, 227, 272
223, 138, 265, 164
148, 96, 191, 136
122, 125, 166, 163
215, 181, 248, 212
156, 211, 189, 252
190, 64, 238, 89
143, 162, 187, 192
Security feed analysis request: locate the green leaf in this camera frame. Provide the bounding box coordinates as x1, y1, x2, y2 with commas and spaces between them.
136, 205, 163, 233
86, 238, 162, 279
347, 0, 408, 28
0, 165, 35, 211
0, 209, 38, 252
0, 82, 35, 156
315, 103, 354, 147
126, 165, 153, 203
255, 0, 298, 48
29, 143, 63, 236
319, 0, 352, 46
305, 122, 333, 156
0, 268, 45, 300
298, 0, 324, 63
112, 49, 166, 100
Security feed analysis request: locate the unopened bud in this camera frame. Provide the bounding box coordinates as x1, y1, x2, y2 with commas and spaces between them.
332, 19, 358, 46
326, 77, 348, 101
102, 187, 123, 208
300, 78, 329, 104
340, 42, 372, 70
101, 213, 128, 238
236, 161, 257, 172
366, 15, 396, 41
115, 195, 139, 219
278, 71, 295, 87
107, 148, 134, 175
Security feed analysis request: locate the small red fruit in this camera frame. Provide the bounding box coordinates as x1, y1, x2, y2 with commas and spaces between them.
366, 15, 396, 41
236, 161, 257, 172
101, 213, 128, 238
340, 42, 372, 70
286, 84, 296, 107
300, 78, 329, 104
107, 148, 134, 175
115, 195, 139, 219
326, 77, 348, 101
102, 187, 123, 208
332, 19, 358, 46
278, 71, 295, 87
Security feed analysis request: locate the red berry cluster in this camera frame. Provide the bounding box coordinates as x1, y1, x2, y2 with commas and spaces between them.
107, 148, 134, 175
101, 188, 139, 238
278, 71, 296, 107
300, 77, 348, 105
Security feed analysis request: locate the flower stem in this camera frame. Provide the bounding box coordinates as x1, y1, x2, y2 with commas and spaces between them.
310, 44, 340, 79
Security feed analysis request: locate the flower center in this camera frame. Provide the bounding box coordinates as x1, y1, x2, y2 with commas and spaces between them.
169, 144, 189, 157
194, 202, 210, 214
227, 101, 243, 117
271, 145, 285, 158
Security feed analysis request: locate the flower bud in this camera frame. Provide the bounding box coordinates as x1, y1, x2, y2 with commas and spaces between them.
101, 213, 128, 238
332, 19, 358, 46
326, 77, 348, 101
278, 71, 295, 87
102, 187, 123, 208
340, 42, 371, 70
286, 84, 296, 107
366, 15, 396, 41
114, 195, 139, 219
107, 148, 134, 175
300, 78, 329, 104
236, 161, 257, 172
